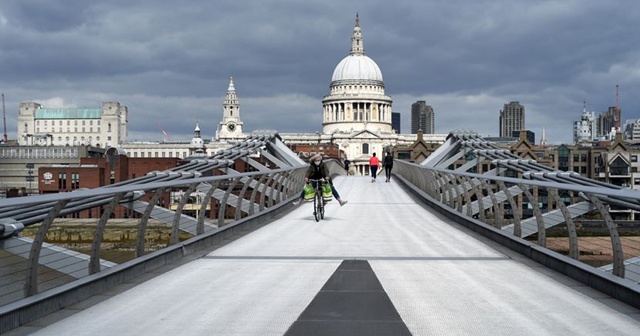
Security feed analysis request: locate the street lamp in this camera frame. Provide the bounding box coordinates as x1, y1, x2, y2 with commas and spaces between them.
26, 163, 34, 195
27, 170, 33, 195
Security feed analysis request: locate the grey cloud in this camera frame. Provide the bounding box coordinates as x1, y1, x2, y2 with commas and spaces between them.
1, 1, 640, 145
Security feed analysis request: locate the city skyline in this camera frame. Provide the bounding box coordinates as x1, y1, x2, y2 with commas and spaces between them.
1, 1, 640, 144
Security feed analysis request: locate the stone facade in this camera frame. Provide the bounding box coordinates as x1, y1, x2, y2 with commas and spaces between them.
17, 101, 127, 148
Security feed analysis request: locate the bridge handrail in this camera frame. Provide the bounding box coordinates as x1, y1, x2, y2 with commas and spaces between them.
394, 159, 640, 283
0, 132, 315, 320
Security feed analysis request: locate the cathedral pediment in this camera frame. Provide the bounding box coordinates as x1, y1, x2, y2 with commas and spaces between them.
350, 129, 382, 139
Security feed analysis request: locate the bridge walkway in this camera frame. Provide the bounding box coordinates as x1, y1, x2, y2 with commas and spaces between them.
9, 176, 640, 335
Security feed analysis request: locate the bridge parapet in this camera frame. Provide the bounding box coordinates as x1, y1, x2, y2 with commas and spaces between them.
394, 131, 640, 308
0, 131, 310, 318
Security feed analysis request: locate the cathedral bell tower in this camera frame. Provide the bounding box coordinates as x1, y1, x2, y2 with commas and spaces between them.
217, 77, 245, 140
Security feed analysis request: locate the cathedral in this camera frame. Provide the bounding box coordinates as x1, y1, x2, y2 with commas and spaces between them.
217, 15, 445, 175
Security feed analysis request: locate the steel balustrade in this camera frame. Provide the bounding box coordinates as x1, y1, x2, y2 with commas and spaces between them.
0, 131, 311, 307
394, 131, 640, 284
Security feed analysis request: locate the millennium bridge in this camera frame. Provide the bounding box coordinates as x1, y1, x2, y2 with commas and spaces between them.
1, 130, 640, 335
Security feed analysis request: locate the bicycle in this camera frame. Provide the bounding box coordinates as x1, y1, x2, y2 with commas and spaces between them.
308, 179, 326, 222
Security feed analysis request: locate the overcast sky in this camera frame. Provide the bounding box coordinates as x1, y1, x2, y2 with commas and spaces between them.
1, 0, 639, 144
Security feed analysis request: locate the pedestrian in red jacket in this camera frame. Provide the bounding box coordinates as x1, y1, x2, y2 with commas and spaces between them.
369, 152, 380, 182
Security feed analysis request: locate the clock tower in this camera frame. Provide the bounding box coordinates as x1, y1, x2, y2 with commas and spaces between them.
217, 76, 245, 140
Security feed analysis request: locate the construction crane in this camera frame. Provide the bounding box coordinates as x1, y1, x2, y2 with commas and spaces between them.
2, 93, 7, 143
157, 123, 170, 142
615, 84, 620, 131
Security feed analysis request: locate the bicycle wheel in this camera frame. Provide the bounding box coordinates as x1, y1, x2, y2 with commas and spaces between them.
319, 194, 325, 219
314, 191, 321, 222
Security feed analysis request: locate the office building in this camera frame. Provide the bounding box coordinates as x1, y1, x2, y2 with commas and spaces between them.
499, 101, 525, 137
411, 101, 434, 134
392, 112, 401, 133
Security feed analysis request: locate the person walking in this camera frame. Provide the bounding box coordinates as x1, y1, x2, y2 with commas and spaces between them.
369, 152, 380, 182
343, 158, 350, 175
383, 151, 394, 182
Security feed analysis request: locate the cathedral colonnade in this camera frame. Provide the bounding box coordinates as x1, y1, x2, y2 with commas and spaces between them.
323, 101, 391, 123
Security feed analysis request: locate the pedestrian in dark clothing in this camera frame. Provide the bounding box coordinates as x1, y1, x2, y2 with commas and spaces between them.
344, 159, 350, 174
383, 152, 394, 182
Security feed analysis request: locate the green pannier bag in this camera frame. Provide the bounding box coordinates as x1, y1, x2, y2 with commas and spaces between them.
322, 183, 333, 202
303, 183, 315, 202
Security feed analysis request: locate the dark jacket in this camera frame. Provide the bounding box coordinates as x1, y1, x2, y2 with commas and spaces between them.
383, 155, 394, 168
306, 161, 329, 180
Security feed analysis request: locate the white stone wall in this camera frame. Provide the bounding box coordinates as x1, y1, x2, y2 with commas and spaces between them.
17, 101, 128, 148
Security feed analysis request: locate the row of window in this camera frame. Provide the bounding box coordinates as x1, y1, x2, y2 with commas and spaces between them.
58, 172, 80, 190
37, 120, 101, 126
131, 151, 189, 158
26, 122, 112, 133
0, 147, 80, 159
567, 154, 638, 163
331, 85, 383, 93
36, 127, 100, 133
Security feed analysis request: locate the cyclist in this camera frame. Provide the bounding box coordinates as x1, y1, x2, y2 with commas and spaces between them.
293, 153, 348, 206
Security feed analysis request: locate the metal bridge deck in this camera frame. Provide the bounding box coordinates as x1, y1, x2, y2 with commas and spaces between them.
11, 176, 640, 335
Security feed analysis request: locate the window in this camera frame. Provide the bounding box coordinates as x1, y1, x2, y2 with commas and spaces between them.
58, 173, 67, 190
362, 143, 369, 154
632, 155, 638, 162
71, 172, 79, 190
610, 157, 629, 175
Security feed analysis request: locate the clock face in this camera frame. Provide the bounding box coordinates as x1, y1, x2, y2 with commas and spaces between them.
227, 123, 236, 132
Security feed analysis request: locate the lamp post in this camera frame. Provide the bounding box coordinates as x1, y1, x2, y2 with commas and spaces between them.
27, 170, 33, 195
